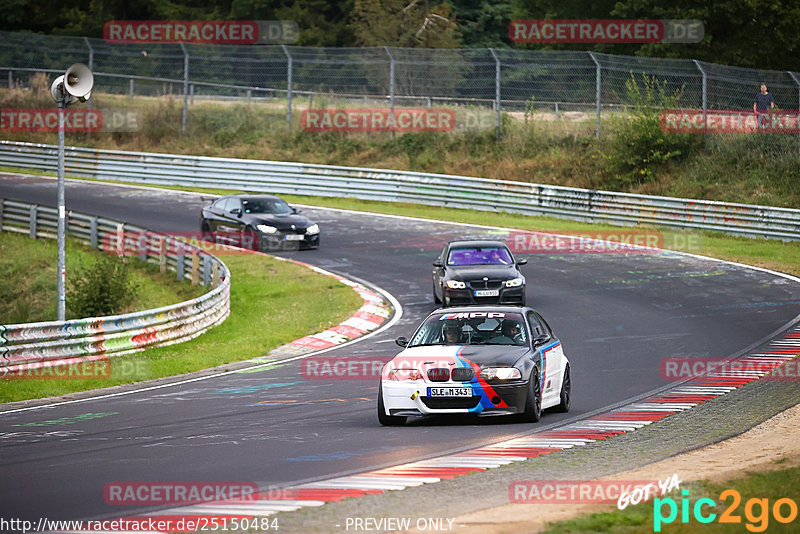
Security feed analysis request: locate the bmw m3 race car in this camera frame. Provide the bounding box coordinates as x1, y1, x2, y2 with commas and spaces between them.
378, 306, 571, 426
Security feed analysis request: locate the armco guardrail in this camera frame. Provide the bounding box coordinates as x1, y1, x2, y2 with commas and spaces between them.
0, 198, 231, 372
1, 140, 799, 240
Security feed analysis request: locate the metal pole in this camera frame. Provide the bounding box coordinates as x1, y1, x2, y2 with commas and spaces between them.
129, 77, 134, 99
281, 45, 293, 126
693, 60, 707, 135
180, 43, 188, 132
489, 48, 501, 140
84, 37, 94, 110
57, 99, 66, 321
788, 71, 800, 161
384, 46, 395, 120
588, 52, 601, 139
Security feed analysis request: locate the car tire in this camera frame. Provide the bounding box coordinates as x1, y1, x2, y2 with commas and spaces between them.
520, 366, 542, 423
433, 282, 441, 304
200, 221, 213, 241
556, 364, 571, 413
378, 386, 406, 426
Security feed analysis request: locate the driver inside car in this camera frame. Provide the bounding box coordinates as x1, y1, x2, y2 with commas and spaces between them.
442, 321, 464, 344
489, 319, 523, 345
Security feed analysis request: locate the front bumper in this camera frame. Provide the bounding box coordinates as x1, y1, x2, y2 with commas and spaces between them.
443, 285, 525, 306
381, 379, 528, 417
258, 232, 319, 250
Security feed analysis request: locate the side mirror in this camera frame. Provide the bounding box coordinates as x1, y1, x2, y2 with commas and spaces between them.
432, 260, 443, 268
516, 258, 528, 265
231, 208, 242, 217
533, 335, 549, 346
395, 336, 409, 348
292, 207, 300, 213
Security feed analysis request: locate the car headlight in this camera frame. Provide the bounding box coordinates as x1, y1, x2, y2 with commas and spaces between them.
446, 280, 466, 289
306, 224, 320, 235
505, 277, 524, 288
480, 367, 522, 380
256, 224, 278, 234
387, 369, 423, 381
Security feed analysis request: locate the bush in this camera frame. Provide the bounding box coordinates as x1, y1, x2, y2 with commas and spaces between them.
604, 73, 701, 185
67, 255, 140, 318
605, 113, 700, 185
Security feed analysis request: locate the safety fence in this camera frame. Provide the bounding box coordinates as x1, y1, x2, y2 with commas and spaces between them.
0, 196, 231, 373
2, 30, 800, 153
1, 140, 798, 241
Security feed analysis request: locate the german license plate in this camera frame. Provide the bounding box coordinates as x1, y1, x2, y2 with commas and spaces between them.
427, 387, 472, 397
474, 289, 499, 297
284, 234, 304, 241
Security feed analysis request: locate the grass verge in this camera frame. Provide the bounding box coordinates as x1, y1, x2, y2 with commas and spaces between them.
542, 464, 800, 533
0, 231, 205, 323
0, 245, 364, 404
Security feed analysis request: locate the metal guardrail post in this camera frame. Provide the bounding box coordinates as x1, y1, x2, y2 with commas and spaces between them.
489, 48, 501, 140
138, 232, 147, 263
693, 60, 707, 134
90, 216, 98, 248
203, 255, 211, 286
160, 237, 167, 273
176, 242, 185, 281
29, 204, 36, 239
180, 43, 189, 133
788, 71, 800, 161
588, 52, 601, 139
281, 45, 293, 127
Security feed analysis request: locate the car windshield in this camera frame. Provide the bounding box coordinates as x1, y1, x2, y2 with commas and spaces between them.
409, 312, 528, 347
448, 246, 513, 266
242, 198, 293, 215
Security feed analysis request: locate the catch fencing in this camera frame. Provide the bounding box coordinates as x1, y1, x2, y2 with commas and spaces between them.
1, 30, 799, 156
1, 140, 798, 241
0, 197, 231, 373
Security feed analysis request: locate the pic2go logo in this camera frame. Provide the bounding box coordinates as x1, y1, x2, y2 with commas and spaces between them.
654, 489, 798, 532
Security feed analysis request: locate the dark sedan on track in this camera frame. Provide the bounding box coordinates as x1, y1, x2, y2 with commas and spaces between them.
432, 240, 527, 307
200, 194, 319, 250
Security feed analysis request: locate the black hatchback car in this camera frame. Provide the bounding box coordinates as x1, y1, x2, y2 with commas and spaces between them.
432, 240, 527, 306
200, 194, 320, 250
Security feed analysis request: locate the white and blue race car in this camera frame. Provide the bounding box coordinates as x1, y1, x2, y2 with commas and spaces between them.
378, 306, 571, 426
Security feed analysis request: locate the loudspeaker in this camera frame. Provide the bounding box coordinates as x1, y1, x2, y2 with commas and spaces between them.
64, 63, 93, 101
50, 63, 94, 104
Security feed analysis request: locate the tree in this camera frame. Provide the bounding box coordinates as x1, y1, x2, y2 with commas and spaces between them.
350, 0, 460, 48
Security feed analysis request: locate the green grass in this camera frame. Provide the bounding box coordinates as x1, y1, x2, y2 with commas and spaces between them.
0, 249, 364, 403
0, 231, 205, 323
542, 465, 800, 533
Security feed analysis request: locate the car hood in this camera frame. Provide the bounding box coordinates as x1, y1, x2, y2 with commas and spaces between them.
245, 213, 314, 230
391, 344, 531, 370
446, 264, 520, 279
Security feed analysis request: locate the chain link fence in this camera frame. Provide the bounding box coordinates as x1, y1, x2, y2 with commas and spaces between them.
1, 30, 799, 156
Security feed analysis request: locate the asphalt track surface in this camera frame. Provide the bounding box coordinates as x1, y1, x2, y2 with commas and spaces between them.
1, 174, 799, 526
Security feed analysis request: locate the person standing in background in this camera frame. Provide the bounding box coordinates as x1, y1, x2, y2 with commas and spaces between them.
753, 83, 775, 128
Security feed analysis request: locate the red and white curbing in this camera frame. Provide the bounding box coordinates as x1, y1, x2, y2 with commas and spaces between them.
276, 260, 392, 351
131, 327, 800, 528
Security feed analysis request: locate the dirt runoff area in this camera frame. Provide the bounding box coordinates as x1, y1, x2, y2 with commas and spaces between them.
448, 403, 800, 534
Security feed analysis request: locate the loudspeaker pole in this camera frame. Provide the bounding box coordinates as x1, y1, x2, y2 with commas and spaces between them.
49, 63, 93, 321
57, 97, 66, 321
